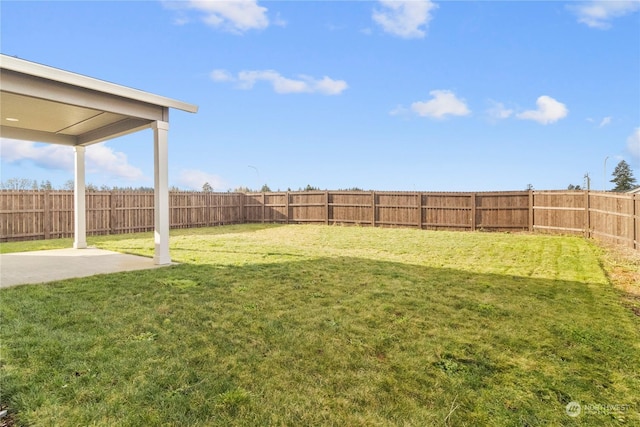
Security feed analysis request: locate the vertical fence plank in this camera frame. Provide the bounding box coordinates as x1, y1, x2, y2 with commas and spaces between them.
528, 190, 533, 232
471, 193, 477, 231
43, 191, 50, 240
371, 191, 376, 227
584, 190, 590, 238
325, 191, 329, 225
632, 194, 640, 250
417, 192, 422, 229
629, 193, 637, 250
286, 192, 290, 224
110, 192, 117, 234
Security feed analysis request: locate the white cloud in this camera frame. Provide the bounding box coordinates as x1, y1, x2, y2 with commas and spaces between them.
180, 0, 269, 33
516, 96, 568, 125
627, 128, 640, 159
570, 1, 640, 29
312, 76, 349, 95
176, 169, 227, 191
373, 0, 438, 39
599, 116, 612, 127
210, 69, 234, 82
211, 69, 348, 95
86, 144, 144, 181
1, 138, 73, 171
389, 104, 410, 116
0, 138, 143, 181
487, 100, 513, 121
410, 90, 470, 119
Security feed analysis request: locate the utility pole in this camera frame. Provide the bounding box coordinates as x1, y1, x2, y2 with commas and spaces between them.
584, 173, 591, 191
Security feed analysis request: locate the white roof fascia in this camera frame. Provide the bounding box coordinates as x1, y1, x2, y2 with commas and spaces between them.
0, 54, 198, 114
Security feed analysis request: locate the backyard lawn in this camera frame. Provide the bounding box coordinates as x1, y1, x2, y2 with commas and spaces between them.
1, 224, 639, 426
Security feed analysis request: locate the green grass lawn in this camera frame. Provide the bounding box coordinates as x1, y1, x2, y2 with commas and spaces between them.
1, 224, 639, 426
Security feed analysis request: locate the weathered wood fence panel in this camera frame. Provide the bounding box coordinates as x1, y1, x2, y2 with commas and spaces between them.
115, 192, 155, 234
476, 192, 530, 231
531, 191, 638, 249
329, 192, 372, 225
533, 191, 586, 235
422, 193, 471, 231
290, 191, 328, 224
376, 192, 419, 228
588, 192, 636, 248
1, 190, 637, 251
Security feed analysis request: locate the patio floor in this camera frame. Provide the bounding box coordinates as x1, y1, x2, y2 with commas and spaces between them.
0, 248, 171, 288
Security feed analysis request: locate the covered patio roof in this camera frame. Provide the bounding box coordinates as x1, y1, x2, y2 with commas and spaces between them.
1, 54, 197, 146
0, 54, 198, 264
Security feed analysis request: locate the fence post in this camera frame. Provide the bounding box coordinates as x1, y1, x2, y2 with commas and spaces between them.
528, 190, 534, 232
43, 190, 50, 240
371, 191, 376, 227
471, 193, 477, 231
325, 191, 329, 225
416, 192, 422, 229
286, 192, 290, 224
110, 191, 117, 235
634, 194, 638, 250
239, 193, 245, 224
584, 190, 591, 239
262, 193, 266, 223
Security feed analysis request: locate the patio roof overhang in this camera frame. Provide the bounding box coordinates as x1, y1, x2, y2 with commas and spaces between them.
0, 54, 198, 264
0, 54, 197, 146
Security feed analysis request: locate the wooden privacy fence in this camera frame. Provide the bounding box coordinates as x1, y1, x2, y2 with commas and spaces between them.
1, 190, 638, 251
533, 191, 639, 249
242, 191, 530, 231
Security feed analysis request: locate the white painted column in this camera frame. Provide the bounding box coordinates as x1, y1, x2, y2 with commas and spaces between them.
73, 146, 87, 249
153, 121, 171, 265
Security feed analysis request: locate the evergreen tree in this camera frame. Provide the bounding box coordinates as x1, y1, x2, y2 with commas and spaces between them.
610, 160, 637, 192
202, 182, 213, 192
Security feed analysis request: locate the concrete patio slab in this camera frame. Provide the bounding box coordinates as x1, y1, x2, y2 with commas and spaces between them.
0, 248, 171, 288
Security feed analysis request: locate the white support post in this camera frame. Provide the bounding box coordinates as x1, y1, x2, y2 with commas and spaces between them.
153, 121, 171, 265
73, 146, 87, 249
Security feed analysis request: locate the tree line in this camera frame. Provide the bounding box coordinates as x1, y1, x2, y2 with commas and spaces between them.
2, 160, 637, 192
0, 178, 156, 192
0, 179, 364, 193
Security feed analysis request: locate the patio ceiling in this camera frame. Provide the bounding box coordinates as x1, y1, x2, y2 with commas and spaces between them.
0, 54, 197, 146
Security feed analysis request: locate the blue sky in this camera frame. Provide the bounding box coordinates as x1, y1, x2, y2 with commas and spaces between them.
1, 0, 639, 191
